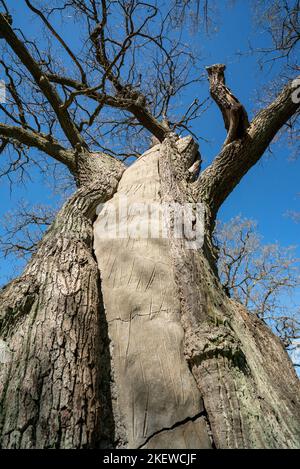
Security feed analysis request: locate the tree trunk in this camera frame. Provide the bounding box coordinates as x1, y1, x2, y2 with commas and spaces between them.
0, 152, 124, 448
1, 139, 300, 448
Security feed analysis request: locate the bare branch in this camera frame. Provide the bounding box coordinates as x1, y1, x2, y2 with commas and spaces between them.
253, 0, 300, 71
0, 201, 56, 259
24, 0, 87, 85
0, 12, 87, 150
196, 70, 300, 219
0, 122, 75, 170
206, 63, 249, 146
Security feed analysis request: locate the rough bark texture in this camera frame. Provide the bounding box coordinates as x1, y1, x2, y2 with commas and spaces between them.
0, 138, 300, 449
0, 152, 124, 448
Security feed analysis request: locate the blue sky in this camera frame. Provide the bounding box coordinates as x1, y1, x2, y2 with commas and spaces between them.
0, 0, 299, 287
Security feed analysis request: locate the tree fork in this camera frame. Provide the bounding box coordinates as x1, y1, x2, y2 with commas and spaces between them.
159, 136, 300, 448
93, 137, 300, 448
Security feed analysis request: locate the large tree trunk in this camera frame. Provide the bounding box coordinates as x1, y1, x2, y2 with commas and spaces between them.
1, 138, 300, 448
0, 152, 124, 448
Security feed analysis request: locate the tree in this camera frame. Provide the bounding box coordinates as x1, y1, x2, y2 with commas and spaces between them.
215, 216, 300, 359
0, 0, 300, 449
288, 209, 300, 222
0, 201, 56, 260
287, 193, 300, 223
254, 0, 299, 69
253, 0, 300, 159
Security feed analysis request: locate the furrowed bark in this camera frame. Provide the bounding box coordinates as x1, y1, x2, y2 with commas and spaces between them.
1, 137, 299, 448
0, 152, 124, 448
158, 137, 300, 448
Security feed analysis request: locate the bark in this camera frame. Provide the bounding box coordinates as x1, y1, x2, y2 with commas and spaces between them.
0, 138, 300, 448
0, 123, 75, 169
0, 152, 124, 448
44, 72, 169, 142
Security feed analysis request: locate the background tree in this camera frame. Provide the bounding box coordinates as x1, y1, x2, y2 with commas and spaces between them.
253, 0, 300, 159
215, 216, 300, 362
0, 201, 56, 260
287, 193, 300, 223
288, 208, 300, 222
254, 0, 299, 70
0, 0, 300, 449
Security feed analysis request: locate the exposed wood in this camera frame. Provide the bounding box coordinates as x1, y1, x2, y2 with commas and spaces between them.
195, 72, 300, 221
158, 137, 300, 448
94, 144, 211, 448
0, 133, 300, 448
92, 138, 300, 448
206, 64, 249, 146
0, 3, 299, 447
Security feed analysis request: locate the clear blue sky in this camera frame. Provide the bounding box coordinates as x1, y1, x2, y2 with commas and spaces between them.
0, 0, 299, 287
